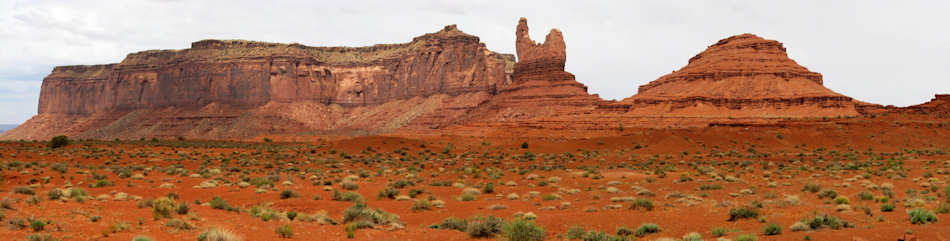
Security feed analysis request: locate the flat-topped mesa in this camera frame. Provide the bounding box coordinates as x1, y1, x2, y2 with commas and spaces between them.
621, 33, 858, 118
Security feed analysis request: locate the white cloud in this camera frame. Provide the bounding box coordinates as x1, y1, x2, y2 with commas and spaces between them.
1, 0, 948, 124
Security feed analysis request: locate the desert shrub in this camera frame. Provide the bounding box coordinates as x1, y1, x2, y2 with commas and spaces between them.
275, 225, 293, 238
857, 191, 874, 201
762, 223, 781, 235
710, 227, 729, 237
907, 208, 938, 225
803, 213, 851, 230
13, 186, 35, 195
431, 217, 468, 231
176, 202, 190, 215
736, 234, 758, 241
286, 211, 298, 221
581, 232, 616, 241
411, 199, 431, 212
728, 206, 759, 221
630, 198, 654, 211
132, 236, 153, 241
30, 219, 46, 231
881, 203, 896, 212
682, 232, 703, 241
210, 196, 230, 210
91, 179, 114, 188
521, 142, 529, 149
465, 215, 504, 238
482, 182, 495, 194
565, 225, 586, 239
834, 196, 850, 205
944, 185, 950, 202
458, 193, 476, 201
333, 190, 364, 203
165, 218, 195, 231
197, 228, 240, 241
502, 218, 545, 241
817, 189, 838, 199
377, 188, 399, 199
936, 203, 950, 214
49, 135, 69, 149
50, 163, 68, 174
69, 188, 88, 200
342, 202, 399, 225
279, 190, 299, 199
152, 197, 177, 219
615, 226, 633, 236
25, 234, 59, 241
46, 189, 64, 200
698, 184, 723, 191
341, 181, 359, 191
802, 183, 820, 193
633, 223, 661, 237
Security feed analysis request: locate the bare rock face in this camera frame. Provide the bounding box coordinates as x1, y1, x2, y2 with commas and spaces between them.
904, 94, 950, 115
6, 25, 516, 140
618, 33, 859, 118
466, 18, 601, 125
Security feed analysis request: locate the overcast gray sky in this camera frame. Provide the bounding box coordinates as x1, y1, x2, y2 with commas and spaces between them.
2, 0, 948, 124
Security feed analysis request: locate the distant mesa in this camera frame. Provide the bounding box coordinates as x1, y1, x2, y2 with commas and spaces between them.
1, 19, 943, 140
617, 33, 859, 118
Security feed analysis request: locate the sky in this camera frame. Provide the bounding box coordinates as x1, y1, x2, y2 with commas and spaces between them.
1, 0, 948, 124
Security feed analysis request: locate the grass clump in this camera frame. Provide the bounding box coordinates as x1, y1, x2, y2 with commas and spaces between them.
275, 225, 293, 238
197, 228, 243, 241
630, 198, 654, 211
465, 215, 504, 238
502, 218, 545, 241
633, 223, 661, 237
762, 223, 781, 235
279, 190, 299, 199
907, 208, 938, 225
49, 135, 69, 149
802, 213, 852, 230
151, 197, 177, 219
342, 202, 400, 226
728, 206, 759, 221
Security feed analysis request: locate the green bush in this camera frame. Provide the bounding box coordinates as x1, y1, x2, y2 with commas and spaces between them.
817, 189, 838, 199
333, 190, 365, 203
630, 199, 654, 211
565, 225, 586, 239
710, 227, 729, 237
209, 196, 230, 210
936, 203, 950, 214
881, 203, 896, 212
276, 225, 293, 238
49, 135, 69, 149
803, 213, 851, 230
30, 219, 46, 231
736, 234, 759, 241
342, 202, 400, 225
286, 211, 298, 221
857, 191, 874, 201
465, 215, 504, 238
762, 223, 781, 235
581, 232, 615, 241
944, 185, 950, 203
13, 186, 35, 195
131, 236, 153, 241
151, 197, 177, 219
729, 206, 759, 221
633, 223, 661, 237
377, 188, 399, 199
25, 234, 59, 241
279, 190, 299, 199
176, 202, 190, 215
501, 218, 545, 241
482, 183, 495, 194
431, 217, 467, 231
907, 208, 938, 225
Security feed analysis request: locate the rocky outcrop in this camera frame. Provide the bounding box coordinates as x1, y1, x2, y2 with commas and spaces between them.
903, 94, 950, 115
6, 25, 516, 140
465, 18, 602, 125
616, 33, 859, 118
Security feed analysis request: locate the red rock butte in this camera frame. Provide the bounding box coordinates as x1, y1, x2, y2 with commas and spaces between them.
2, 18, 945, 140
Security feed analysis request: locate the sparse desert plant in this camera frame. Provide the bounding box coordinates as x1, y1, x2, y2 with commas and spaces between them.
501, 218, 545, 241
710, 227, 729, 237
630, 198, 654, 211
907, 208, 938, 225
762, 223, 781, 235
682, 232, 703, 241
936, 203, 950, 214
49, 135, 69, 149
729, 206, 759, 221
633, 223, 661, 237
25, 234, 59, 241
279, 190, 299, 199
881, 203, 896, 212
817, 189, 838, 199
275, 225, 293, 238
13, 186, 35, 195
152, 197, 177, 219
210, 196, 230, 210
736, 234, 759, 241
431, 217, 468, 231
565, 225, 586, 239
411, 199, 432, 212
802, 213, 851, 230
465, 215, 504, 238
131, 236, 153, 241
802, 183, 820, 193
333, 190, 365, 203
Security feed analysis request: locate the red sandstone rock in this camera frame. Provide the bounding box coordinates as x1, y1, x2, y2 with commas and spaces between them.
617, 33, 860, 118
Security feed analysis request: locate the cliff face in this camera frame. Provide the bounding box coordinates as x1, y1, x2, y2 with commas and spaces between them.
38, 25, 512, 115
9, 19, 941, 140
617, 33, 859, 118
